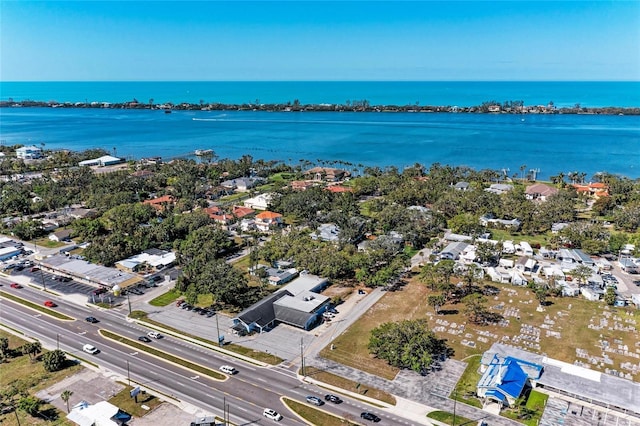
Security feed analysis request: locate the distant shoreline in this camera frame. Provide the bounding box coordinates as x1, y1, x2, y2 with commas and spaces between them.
2, 99, 639, 115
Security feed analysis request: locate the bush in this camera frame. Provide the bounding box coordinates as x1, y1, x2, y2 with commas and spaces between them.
42, 349, 66, 372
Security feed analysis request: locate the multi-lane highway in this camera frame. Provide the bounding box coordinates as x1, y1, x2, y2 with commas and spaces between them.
0, 278, 393, 425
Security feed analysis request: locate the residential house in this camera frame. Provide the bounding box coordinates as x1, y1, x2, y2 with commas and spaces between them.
204, 206, 234, 225
515, 257, 536, 274
502, 240, 515, 254
479, 214, 522, 230
131, 169, 154, 179
498, 259, 515, 269
551, 222, 569, 233
525, 183, 559, 201
454, 181, 470, 191
232, 206, 255, 219
49, 229, 73, 242
572, 182, 610, 198
304, 167, 350, 182
143, 195, 175, 212
311, 223, 341, 243
557, 280, 581, 297
440, 241, 468, 261
16, 145, 43, 160
220, 177, 264, 192
485, 183, 513, 195
510, 270, 528, 286
78, 155, 123, 167
243, 193, 273, 210
581, 287, 602, 301
619, 257, 639, 274
326, 185, 353, 193
486, 267, 512, 283
517, 242, 534, 257
254, 211, 283, 232
290, 180, 316, 191
477, 353, 543, 408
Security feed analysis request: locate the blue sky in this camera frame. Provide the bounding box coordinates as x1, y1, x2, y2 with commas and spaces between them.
1, 1, 639, 81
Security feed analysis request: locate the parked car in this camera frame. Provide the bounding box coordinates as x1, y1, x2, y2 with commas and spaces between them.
181, 303, 192, 310
30, 267, 40, 272
263, 408, 282, 421
176, 299, 185, 307
43, 300, 57, 308
85, 317, 99, 323
138, 336, 152, 342
205, 310, 216, 318
328, 307, 339, 314
358, 289, 366, 295
92, 287, 107, 295
10, 283, 22, 289
305, 396, 323, 406
324, 394, 342, 404
82, 344, 99, 354
360, 412, 381, 422
220, 365, 238, 375
147, 331, 161, 339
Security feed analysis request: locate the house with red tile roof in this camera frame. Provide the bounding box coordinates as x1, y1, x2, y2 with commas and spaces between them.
255, 211, 283, 232
142, 195, 175, 211
232, 206, 255, 219
572, 182, 609, 198
204, 206, 234, 225
326, 185, 353, 193
290, 180, 316, 191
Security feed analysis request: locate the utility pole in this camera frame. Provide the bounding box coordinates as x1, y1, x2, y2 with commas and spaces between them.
223, 396, 227, 426
452, 389, 457, 426
127, 293, 132, 315
215, 314, 222, 347
300, 338, 305, 377
127, 360, 131, 386
56, 333, 60, 350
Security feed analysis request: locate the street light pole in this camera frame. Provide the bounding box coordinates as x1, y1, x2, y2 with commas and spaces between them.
127, 360, 130, 386
452, 389, 457, 426
300, 337, 305, 377
56, 333, 59, 350
127, 293, 132, 316
215, 314, 221, 347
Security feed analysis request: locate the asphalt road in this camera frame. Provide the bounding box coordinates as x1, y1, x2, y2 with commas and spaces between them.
0, 279, 393, 425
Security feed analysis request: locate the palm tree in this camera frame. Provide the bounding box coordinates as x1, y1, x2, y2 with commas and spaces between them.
61, 390, 73, 413
520, 164, 527, 182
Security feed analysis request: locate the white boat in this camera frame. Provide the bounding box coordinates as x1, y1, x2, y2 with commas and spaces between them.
195, 149, 213, 156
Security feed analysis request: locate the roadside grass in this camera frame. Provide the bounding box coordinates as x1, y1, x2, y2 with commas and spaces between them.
0, 330, 83, 426
33, 237, 66, 249
149, 289, 181, 307
426, 410, 474, 425
451, 356, 483, 408
125, 312, 283, 365
108, 383, 162, 418
302, 366, 396, 406
99, 330, 226, 380
283, 397, 360, 425
0, 291, 74, 321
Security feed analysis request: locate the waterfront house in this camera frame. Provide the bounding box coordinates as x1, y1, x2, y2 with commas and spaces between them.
485, 183, 513, 195
525, 183, 559, 201
78, 155, 123, 167
572, 182, 609, 199
304, 167, 350, 182
16, 145, 43, 160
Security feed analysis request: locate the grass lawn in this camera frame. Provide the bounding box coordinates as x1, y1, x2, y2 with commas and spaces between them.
452, 356, 482, 408
488, 229, 550, 247
0, 330, 83, 426
99, 330, 226, 380
148, 289, 181, 307
302, 366, 396, 406
525, 390, 548, 411
283, 397, 360, 425
0, 291, 75, 321
108, 384, 163, 418
426, 410, 474, 426
33, 237, 66, 249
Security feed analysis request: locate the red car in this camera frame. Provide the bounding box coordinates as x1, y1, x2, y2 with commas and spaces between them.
44, 300, 57, 308
10, 283, 22, 289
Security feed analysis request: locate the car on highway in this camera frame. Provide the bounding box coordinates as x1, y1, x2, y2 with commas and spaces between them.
10, 283, 22, 289
263, 408, 282, 421
147, 331, 162, 339
85, 317, 99, 323
138, 336, 152, 343
82, 344, 99, 354
219, 365, 238, 375
360, 412, 381, 422
305, 396, 323, 406
43, 300, 57, 308
324, 394, 343, 404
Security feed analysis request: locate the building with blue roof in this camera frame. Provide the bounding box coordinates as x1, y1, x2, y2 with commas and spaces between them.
477, 354, 543, 408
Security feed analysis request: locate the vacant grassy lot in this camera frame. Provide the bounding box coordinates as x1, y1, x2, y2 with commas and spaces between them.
148, 289, 180, 307
0, 330, 82, 426
283, 397, 360, 425
322, 274, 640, 382
33, 237, 67, 249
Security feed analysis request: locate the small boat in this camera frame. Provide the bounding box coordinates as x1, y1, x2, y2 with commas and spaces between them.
164, 109, 172, 114
195, 149, 213, 156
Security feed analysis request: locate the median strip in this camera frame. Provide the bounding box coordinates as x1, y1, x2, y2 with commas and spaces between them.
282, 397, 360, 426
99, 330, 226, 380
0, 290, 74, 321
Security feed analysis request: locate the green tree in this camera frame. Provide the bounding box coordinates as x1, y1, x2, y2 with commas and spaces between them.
462, 293, 488, 324
0, 337, 9, 361
61, 390, 74, 413
604, 286, 616, 306
368, 319, 452, 374
42, 349, 67, 372
427, 294, 446, 314
17, 395, 41, 416
21, 341, 42, 362
570, 265, 593, 286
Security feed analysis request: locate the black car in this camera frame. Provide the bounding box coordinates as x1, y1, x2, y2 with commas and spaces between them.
324, 394, 342, 404
138, 336, 151, 343
360, 412, 381, 422
85, 316, 99, 323
205, 310, 216, 318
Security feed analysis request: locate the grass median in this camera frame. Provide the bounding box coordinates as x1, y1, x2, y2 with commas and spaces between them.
129, 310, 283, 365
426, 410, 474, 425
283, 397, 360, 426
99, 330, 226, 380
0, 290, 74, 321
302, 366, 396, 406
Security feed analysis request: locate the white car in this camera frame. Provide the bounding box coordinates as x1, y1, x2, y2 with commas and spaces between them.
263, 408, 282, 421
220, 365, 238, 375
82, 344, 99, 354
147, 331, 162, 339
